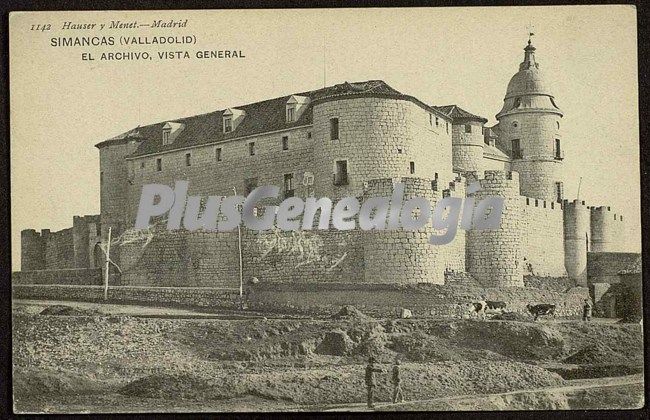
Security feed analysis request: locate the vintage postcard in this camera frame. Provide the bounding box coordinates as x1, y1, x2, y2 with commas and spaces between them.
9, 6, 643, 413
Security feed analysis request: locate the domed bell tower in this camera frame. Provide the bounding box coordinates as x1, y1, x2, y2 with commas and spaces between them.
495, 37, 564, 202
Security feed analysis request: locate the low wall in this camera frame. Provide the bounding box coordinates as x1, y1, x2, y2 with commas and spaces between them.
12, 284, 240, 310
12, 268, 120, 286
248, 282, 590, 318
587, 252, 641, 284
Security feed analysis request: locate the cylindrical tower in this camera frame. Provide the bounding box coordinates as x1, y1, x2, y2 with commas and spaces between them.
563, 199, 590, 285
590, 206, 622, 252
495, 38, 564, 202
362, 177, 445, 285
450, 108, 487, 175
466, 170, 524, 287
95, 130, 143, 240
311, 93, 453, 201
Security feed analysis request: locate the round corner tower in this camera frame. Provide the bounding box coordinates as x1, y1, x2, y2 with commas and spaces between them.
451, 111, 487, 175
496, 38, 564, 202
95, 130, 143, 240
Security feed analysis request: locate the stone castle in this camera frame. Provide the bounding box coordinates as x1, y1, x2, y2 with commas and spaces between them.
20, 39, 631, 289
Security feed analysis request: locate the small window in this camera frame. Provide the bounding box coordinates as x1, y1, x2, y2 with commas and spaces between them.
249, 142, 255, 156
282, 136, 289, 151
556, 121, 560, 130
185, 153, 191, 167
286, 106, 295, 123
156, 158, 162, 172
446, 122, 449, 134
555, 139, 562, 159
100, 171, 104, 185
307, 131, 312, 139
435, 117, 439, 127
465, 124, 471, 133
283, 173, 294, 198
555, 182, 564, 202
140, 161, 145, 169
514, 97, 521, 108
330, 118, 339, 140
215, 147, 222, 162
512, 121, 518, 128
334, 160, 348, 186
223, 117, 233, 133
429, 113, 433, 126
397, 146, 404, 154
409, 161, 415, 174
162, 129, 171, 144
244, 177, 258, 195
512, 139, 522, 159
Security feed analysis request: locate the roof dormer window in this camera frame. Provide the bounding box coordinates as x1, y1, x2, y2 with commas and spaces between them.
222, 108, 246, 133
285, 95, 310, 124
286, 105, 296, 122
162, 122, 185, 145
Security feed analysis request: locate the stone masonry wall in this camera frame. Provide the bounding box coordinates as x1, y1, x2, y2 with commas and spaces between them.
12, 268, 120, 286
520, 196, 566, 277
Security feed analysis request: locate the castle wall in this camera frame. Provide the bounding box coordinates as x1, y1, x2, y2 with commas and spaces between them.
311, 97, 453, 201
466, 170, 523, 287
20, 229, 45, 271
451, 121, 484, 174
43, 228, 75, 270
125, 126, 314, 228
520, 196, 566, 277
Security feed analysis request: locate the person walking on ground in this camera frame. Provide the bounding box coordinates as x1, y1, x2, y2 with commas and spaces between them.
582, 298, 593, 322
391, 359, 404, 403
365, 356, 383, 409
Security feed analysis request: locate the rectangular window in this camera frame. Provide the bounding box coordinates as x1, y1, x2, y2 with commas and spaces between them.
249, 142, 255, 156
409, 161, 415, 174
465, 124, 472, 133
185, 153, 191, 167
334, 160, 348, 186
512, 139, 522, 159
140, 161, 145, 169
156, 158, 162, 172
282, 136, 289, 151
163, 130, 170, 144
100, 171, 104, 185
435, 117, 439, 127
446, 122, 449, 134
307, 131, 312, 139
224, 117, 232, 133
555, 139, 562, 159
215, 147, 222, 162
244, 177, 258, 195
286, 106, 295, 122
555, 181, 564, 202
429, 113, 433, 126
330, 118, 339, 140
284, 173, 295, 198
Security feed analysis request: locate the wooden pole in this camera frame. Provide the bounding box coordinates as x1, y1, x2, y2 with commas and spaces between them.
104, 227, 112, 301
233, 187, 244, 297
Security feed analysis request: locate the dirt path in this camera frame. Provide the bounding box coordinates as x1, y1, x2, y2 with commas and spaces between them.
318, 374, 644, 412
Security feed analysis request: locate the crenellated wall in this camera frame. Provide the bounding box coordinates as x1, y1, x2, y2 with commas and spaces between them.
563, 199, 591, 285
520, 196, 565, 278
590, 206, 627, 252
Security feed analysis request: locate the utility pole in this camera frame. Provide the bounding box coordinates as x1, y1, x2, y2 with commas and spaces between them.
233, 186, 244, 297
577, 177, 583, 201
104, 227, 112, 301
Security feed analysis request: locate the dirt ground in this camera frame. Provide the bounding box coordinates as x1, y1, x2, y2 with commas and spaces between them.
11, 300, 645, 413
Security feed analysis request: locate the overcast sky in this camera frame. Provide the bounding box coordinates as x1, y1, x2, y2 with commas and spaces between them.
10, 6, 639, 270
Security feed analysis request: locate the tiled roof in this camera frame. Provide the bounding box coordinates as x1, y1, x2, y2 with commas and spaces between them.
97, 80, 415, 157
484, 144, 511, 161
434, 105, 488, 123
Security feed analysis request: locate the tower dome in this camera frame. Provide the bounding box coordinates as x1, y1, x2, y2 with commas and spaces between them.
497, 39, 562, 118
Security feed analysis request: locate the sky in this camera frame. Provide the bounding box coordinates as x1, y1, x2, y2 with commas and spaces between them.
9, 6, 640, 270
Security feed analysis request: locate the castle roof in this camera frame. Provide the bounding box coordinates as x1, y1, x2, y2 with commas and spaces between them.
96, 80, 452, 158
434, 105, 488, 123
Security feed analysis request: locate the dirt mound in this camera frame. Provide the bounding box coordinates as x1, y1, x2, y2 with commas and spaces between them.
39, 305, 99, 317
491, 312, 530, 322
331, 305, 369, 320
563, 342, 627, 365
13, 366, 107, 399
120, 373, 220, 400
315, 329, 355, 356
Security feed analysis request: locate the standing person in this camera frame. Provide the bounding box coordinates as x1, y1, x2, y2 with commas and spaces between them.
365, 356, 383, 409
391, 359, 404, 403
582, 298, 593, 322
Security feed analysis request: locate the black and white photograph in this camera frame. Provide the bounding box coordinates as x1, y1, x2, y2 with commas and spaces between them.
8, 5, 644, 413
